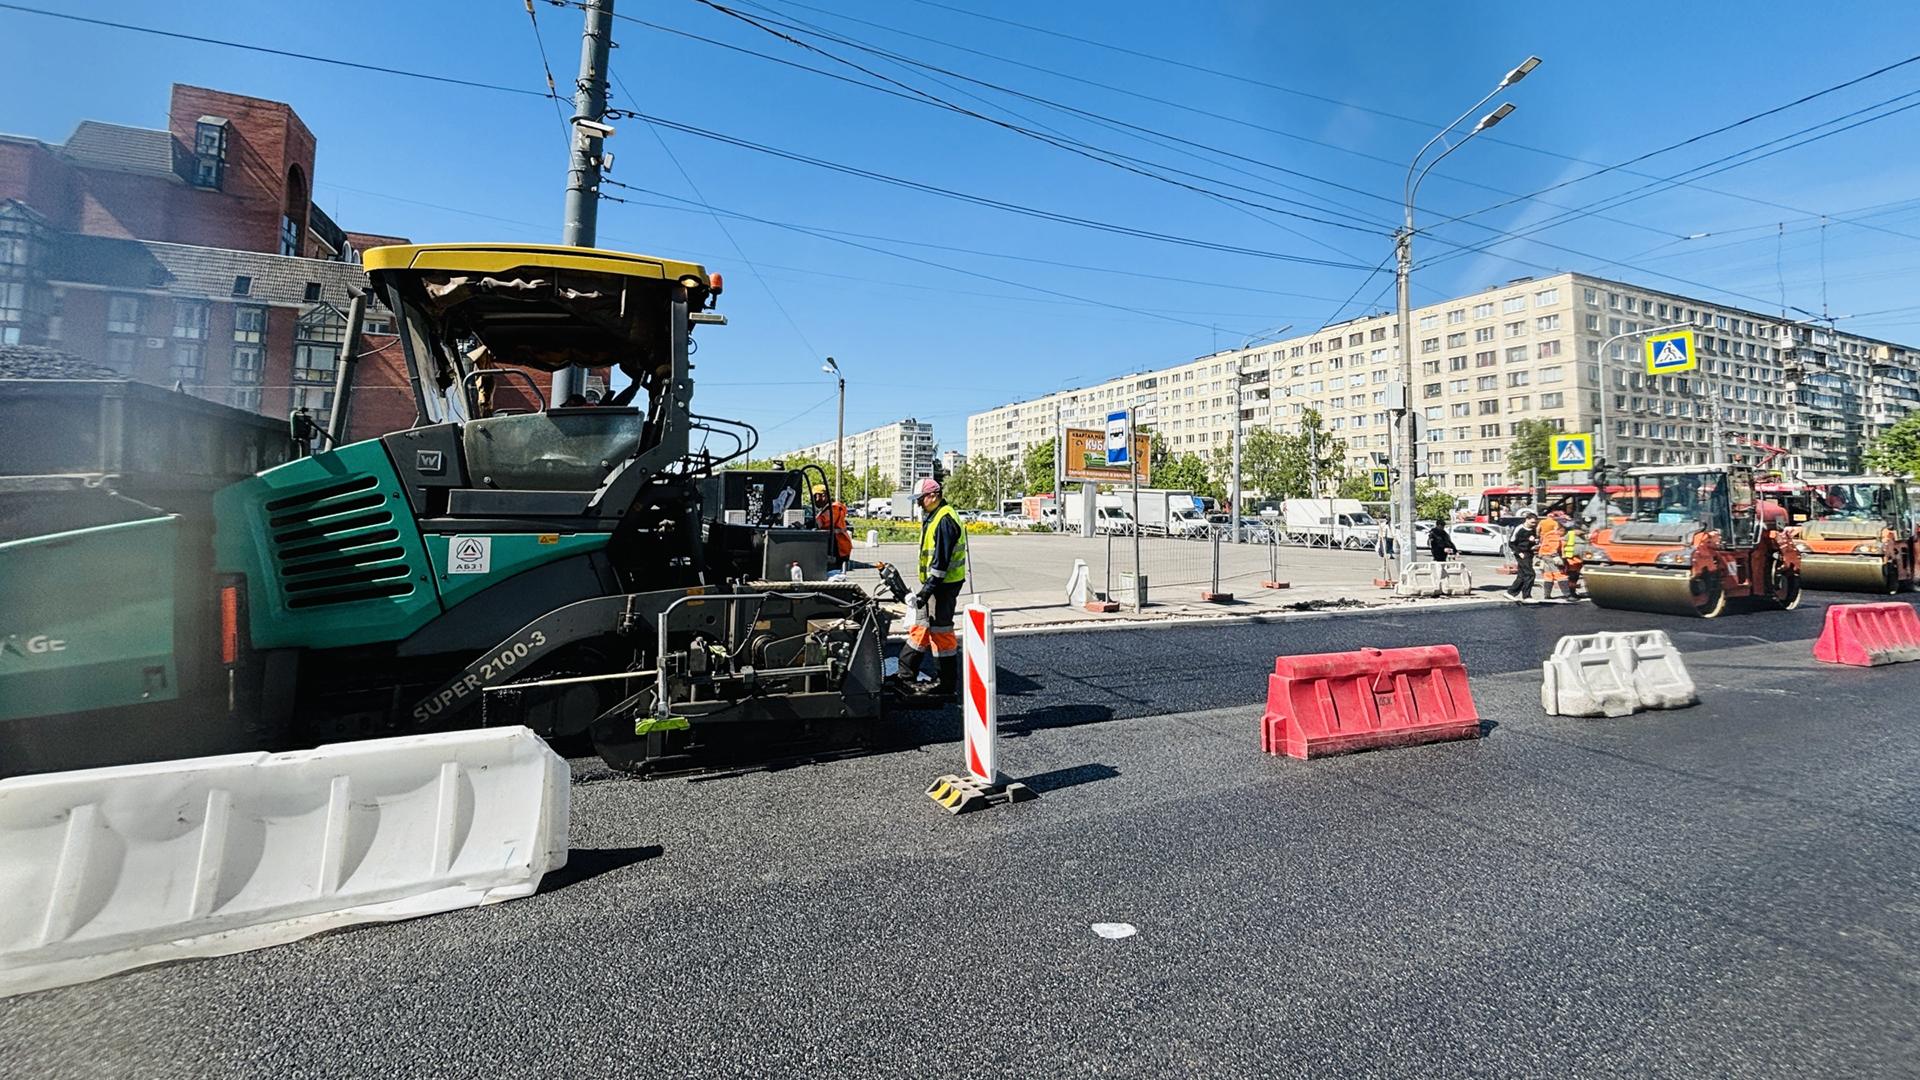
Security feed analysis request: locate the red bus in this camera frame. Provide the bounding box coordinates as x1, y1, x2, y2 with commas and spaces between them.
1472, 484, 1630, 524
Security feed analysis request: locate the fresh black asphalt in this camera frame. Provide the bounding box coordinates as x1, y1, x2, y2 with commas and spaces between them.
4, 591, 1918, 1078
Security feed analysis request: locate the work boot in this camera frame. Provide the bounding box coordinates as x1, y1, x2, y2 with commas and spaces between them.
889, 647, 925, 691
921, 656, 961, 701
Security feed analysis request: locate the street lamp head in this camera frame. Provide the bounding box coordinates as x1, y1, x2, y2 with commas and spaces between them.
821, 356, 839, 375
1474, 102, 1516, 132
1501, 56, 1542, 87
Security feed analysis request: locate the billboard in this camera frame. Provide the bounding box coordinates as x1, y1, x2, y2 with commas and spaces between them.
1064, 428, 1151, 483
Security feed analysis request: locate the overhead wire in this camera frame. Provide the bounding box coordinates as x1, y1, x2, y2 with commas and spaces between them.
607, 71, 820, 356
595, 110, 1377, 270
598, 178, 1261, 335
521, 0, 573, 140
880, 0, 1920, 233
677, 0, 1396, 265
0, 2, 560, 100
728, 0, 1700, 241
1420, 87, 1920, 269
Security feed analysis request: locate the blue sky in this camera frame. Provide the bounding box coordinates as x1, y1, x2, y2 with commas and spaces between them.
4, 0, 1920, 454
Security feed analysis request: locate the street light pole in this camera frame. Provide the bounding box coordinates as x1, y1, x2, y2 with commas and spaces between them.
822, 357, 844, 506
1395, 55, 1538, 574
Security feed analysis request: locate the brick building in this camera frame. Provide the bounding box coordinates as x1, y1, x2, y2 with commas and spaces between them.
0, 84, 561, 443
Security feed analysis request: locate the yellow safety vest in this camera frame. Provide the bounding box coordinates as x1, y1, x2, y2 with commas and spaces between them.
919, 503, 968, 584
1562, 530, 1583, 559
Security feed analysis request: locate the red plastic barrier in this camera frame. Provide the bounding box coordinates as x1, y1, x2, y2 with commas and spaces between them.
1261, 645, 1482, 759
1813, 602, 1920, 667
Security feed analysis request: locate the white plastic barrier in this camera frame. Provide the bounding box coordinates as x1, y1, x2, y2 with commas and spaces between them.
1394, 562, 1443, 598
0, 727, 568, 998
1066, 558, 1090, 608
1541, 631, 1699, 718
1437, 560, 1474, 596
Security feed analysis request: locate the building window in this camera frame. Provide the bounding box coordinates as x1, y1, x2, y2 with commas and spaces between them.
1478, 399, 1500, 415
0, 281, 23, 343
1539, 366, 1564, 383
231, 275, 252, 297
1476, 375, 1498, 391
1502, 296, 1526, 314
171, 342, 205, 385
1534, 288, 1559, 306
1474, 326, 1495, 343
1536, 314, 1561, 331
1538, 340, 1563, 359
106, 336, 136, 372
1508, 371, 1531, 387
1541, 392, 1565, 408
230, 344, 263, 410
234, 305, 266, 344
1473, 302, 1494, 319
173, 300, 209, 341
1508, 396, 1530, 412
193, 119, 229, 190
1505, 346, 1527, 364
107, 294, 142, 334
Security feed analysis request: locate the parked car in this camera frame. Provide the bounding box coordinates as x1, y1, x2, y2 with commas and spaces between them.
1445, 522, 1510, 556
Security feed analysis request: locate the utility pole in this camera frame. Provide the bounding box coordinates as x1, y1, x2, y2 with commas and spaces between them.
552, 0, 615, 405
1054, 400, 1064, 533
1230, 356, 1243, 542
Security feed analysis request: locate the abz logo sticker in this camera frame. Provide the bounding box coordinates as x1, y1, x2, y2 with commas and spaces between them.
448, 535, 492, 575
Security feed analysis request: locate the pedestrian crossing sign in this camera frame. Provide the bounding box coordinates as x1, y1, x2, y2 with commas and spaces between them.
1369, 468, 1390, 491
1644, 329, 1697, 374
1551, 433, 1593, 471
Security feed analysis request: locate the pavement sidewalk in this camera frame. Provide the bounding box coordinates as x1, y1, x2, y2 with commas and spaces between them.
840, 532, 1515, 630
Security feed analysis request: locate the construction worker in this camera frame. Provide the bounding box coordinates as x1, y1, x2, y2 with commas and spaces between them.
1558, 518, 1587, 600
891, 477, 968, 698
1505, 509, 1539, 601
1537, 511, 1568, 599
811, 484, 852, 572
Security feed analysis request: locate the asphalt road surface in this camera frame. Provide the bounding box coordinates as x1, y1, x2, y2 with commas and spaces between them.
6, 592, 1919, 1078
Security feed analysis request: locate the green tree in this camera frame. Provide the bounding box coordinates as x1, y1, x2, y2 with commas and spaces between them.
942, 459, 987, 510
1507, 419, 1558, 481
1336, 474, 1380, 500
1021, 440, 1056, 496
1865, 412, 1920, 477
1414, 479, 1459, 523
1153, 451, 1219, 499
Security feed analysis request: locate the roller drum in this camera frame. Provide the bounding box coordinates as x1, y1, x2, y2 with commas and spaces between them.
1798, 554, 1897, 594
1584, 565, 1718, 617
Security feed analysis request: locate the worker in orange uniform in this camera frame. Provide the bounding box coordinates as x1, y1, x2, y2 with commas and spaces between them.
890, 478, 968, 699
1537, 510, 1568, 599
811, 484, 852, 572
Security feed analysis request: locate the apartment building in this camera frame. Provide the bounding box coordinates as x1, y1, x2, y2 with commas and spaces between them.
784, 417, 937, 490
966, 271, 1920, 493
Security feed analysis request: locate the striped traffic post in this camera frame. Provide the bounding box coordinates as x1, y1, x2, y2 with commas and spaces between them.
926, 601, 1034, 814
962, 603, 997, 784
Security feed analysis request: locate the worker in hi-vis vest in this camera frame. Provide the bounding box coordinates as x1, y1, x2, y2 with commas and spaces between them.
811, 483, 852, 570
891, 477, 968, 698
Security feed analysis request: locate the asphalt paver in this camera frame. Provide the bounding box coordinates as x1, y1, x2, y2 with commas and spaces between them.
4, 593, 1917, 1078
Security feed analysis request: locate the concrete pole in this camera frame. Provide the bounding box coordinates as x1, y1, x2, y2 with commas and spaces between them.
552, 0, 614, 405
1055, 402, 1065, 532
834, 373, 845, 505
1394, 226, 1416, 572
1231, 356, 1243, 543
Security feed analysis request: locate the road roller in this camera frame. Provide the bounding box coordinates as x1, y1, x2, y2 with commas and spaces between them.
1791, 476, 1918, 594
1582, 463, 1802, 618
